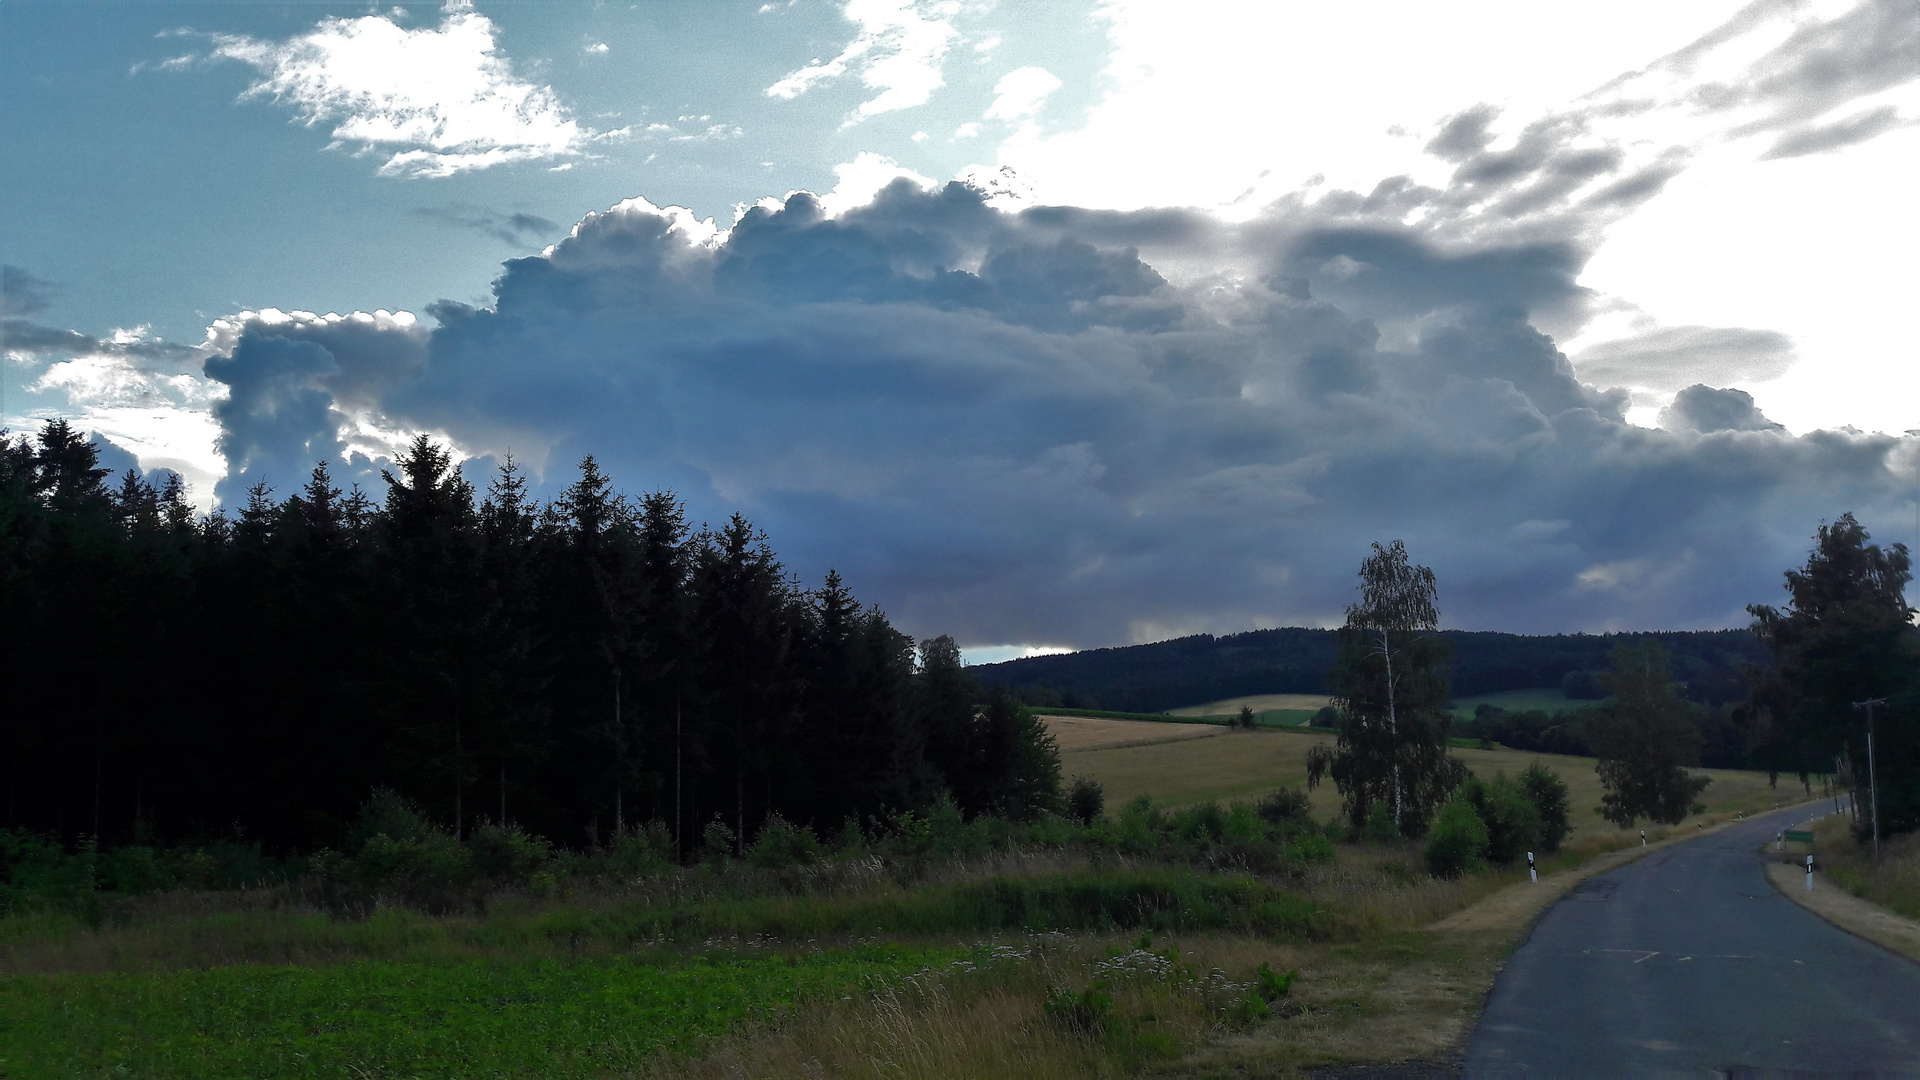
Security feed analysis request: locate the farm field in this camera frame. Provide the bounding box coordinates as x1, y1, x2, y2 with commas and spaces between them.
1057, 719, 1797, 840
1448, 687, 1606, 718
1040, 714, 1227, 751
1165, 693, 1330, 728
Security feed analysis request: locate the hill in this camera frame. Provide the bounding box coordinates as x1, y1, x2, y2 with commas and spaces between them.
973, 627, 1767, 713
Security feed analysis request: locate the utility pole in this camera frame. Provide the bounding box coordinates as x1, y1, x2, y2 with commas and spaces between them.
1854, 698, 1885, 860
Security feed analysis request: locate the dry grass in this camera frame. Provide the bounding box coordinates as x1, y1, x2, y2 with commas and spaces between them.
1043, 716, 1227, 752
1062, 725, 1799, 845
1166, 694, 1333, 717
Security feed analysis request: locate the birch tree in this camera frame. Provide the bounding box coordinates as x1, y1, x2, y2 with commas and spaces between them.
1309, 540, 1461, 835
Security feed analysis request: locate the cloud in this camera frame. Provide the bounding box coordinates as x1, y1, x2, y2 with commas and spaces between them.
1659, 384, 1785, 435
1763, 105, 1911, 159
764, 0, 963, 121
1571, 324, 1795, 392
2, 265, 58, 318
984, 66, 1062, 122
193, 184, 1919, 643
415, 204, 561, 246
202, 8, 603, 177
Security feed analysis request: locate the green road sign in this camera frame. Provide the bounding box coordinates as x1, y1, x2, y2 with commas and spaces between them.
1784, 830, 1815, 843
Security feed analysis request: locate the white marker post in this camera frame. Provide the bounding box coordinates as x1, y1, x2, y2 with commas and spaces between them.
1806, 854, 1814, 891
1528, 851, 1537, 883
1640, 830, 1646, 848
1776, 831, 1783, 853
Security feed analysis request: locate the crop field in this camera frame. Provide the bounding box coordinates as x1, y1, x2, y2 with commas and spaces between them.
1448, 687, 1606, 718
1041, 714, 1227, 751
3, 944, 959, 1079
1057, 720, 1798, 837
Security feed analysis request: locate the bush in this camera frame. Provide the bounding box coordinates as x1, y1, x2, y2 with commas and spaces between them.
1068, 777, 1105, 825
467, 823, 553, 886
1254, 961, 1298, 1002
746, 813, 823, 869
1361, 804, 1398, 843
1309, 706, 1338, 728
1520, 763, 1571, 851
1460, 774, 1542, 864
1044, 985, 1115, 1033
595, 820, 675, 877
1255, 787, 1312, 826
700, 818, 737, 866
348, 789, 440, 850
1424, 798, 1488, 878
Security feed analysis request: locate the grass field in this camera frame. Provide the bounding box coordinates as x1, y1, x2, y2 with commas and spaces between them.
1448, 687, 1607, 718
1058, 721, 1796, 842
1168, 694, 1332, 717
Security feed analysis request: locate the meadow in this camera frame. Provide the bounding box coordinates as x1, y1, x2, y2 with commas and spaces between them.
3, 721, 1806, 1078
1053, 719, 1796, 833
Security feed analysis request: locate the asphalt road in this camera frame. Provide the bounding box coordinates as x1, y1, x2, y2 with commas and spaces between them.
1464, 803, 1920, 1074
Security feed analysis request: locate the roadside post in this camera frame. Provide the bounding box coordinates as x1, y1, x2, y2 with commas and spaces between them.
1640, 829, 1646, 847
1853, 698, 1885, 861
1776, 831, 1783, 853
1806, 853, 1814, 891
1527, 851, 1536, 883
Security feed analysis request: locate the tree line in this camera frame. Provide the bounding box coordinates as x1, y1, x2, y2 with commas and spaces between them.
977, 625, 1766, 714
0, 421, 1059, 855
1307, 520, 1920, 841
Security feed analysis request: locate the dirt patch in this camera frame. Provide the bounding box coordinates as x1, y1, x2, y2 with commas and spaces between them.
1040, 714, 1227, 752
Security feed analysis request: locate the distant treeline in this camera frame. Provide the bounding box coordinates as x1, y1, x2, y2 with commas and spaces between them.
1, 422, 1058, 854
1449, 702, 1753, 771
973, 627, 1769, 714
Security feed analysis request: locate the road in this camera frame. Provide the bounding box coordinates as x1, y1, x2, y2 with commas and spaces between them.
1464, 804, 1920, 1074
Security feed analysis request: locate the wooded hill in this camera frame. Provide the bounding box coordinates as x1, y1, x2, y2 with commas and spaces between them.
972, 627, 1769, 714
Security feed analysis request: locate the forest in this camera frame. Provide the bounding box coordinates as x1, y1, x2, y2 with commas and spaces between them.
0, 421, 1059, 855
973, 623, 1769, 712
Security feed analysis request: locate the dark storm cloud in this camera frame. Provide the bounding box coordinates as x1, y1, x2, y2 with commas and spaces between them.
200, 311, 426, 502
1573, 325, 1795, 391
198, 183, 1915, 643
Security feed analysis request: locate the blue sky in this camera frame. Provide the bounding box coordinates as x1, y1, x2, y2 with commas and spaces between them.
5, 0, 1919, 654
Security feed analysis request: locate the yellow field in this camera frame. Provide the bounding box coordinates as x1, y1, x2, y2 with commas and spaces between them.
1057, 719, 1803, 844
1040, 714, 1226, 751
1166, 693, 1333, 716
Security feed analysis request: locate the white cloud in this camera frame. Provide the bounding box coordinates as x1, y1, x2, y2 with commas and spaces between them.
584, 41, 609, 55
207, 9, 600, 178
764, 0, 963, 121
984, 66, 1061, 122
816, 152, 937, 216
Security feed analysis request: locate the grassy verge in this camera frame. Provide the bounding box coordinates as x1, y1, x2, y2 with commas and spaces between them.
1808, 813, 1920, 920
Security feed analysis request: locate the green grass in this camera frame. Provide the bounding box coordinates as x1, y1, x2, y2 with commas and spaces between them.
1448, 687, 1606, 718
2, 945, 958, 1079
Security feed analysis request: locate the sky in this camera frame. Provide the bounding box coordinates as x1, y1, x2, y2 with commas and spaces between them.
4, 0, 1919, 659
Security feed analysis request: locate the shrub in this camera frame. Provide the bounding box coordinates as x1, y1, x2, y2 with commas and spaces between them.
1424, 797, 1489, 878
746, 813, 823, 869
1254, 961, 1298, 1002
1255, 787, 1313, 826
348, 789, 440, 850
467, 823, 553, 886
1068, 777, 1106, 825
1044, 985, 1115, 1034
1460, 775, 1542, 864
1309, 706, 1338, 728
1519, 763, 1571, 851
597, 820, 675, 877
700, 818, 737, 866
1361, 804, 1399, 843
1237, 705, 1257, 730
